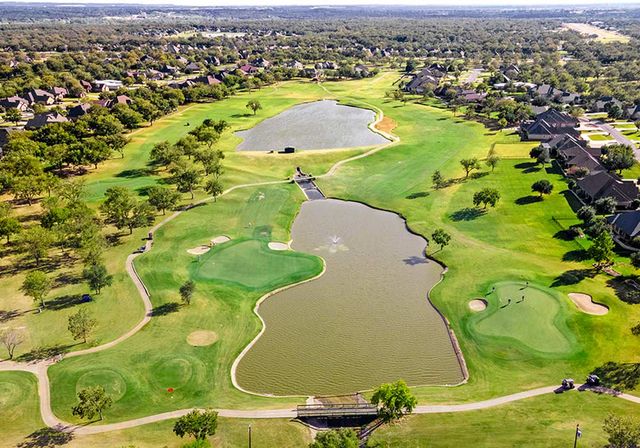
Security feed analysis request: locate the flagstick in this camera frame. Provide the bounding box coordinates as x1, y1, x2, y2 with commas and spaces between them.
573, 424, 580, 448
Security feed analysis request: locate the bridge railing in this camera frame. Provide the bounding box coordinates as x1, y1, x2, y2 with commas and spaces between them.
296, 403, 379, 418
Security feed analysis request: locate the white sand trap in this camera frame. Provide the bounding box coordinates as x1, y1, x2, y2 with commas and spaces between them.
568, 293, 609, 316
187, 330, 218, 346
187, 245, 210, 255
268, 241, 289, 251
211, 235, 231, 245
469, 299, 488, 312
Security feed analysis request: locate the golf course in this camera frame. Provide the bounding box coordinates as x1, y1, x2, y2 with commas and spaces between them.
2, 71, 640, 447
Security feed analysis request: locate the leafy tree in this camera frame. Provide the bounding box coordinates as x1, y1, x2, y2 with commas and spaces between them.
536, 146, 550, 166
531, 179, 553, 198
602, 144, 635, 175
460, 158, 480, 178
147, 186, 180, 215
150, 141, 179, 167
602, 414, 640, 448
170, 161, 202, 199
608, 105, 623, 120
173, 409, 218, 441
193, 127, 220, 150
21, 270, 52, 307
473, 188, 500, 209
204, 178, 224, 202
431, 170, 444, 189
631, 252, 640, 270
246, 99, 262, 115
100, 187, 135, 233
309, 429, 359, 448
20, 226, 53, 265
577, 206, 597, 224
83, 137, 112, 169
0, 328, 24, 360
83, 262, 113, 294
431, 228, 451, 251
485, 154, 500, 172
111, 104, 143, 129
371, 380, 417, 422
175, 134, 201, 159
0, 204, 21, 243
180, 280, 195, 305
68, 308, 97, 343
594, 196, 617, 215
588, 231, 615, 270
3, 108, 21, 125
497, 117, 508, 128
72, 386, 112, 421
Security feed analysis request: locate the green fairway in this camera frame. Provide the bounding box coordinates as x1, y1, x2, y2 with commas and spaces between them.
192, 238, 322, 290
473, 282, 574, 354
0, 372, 42, 448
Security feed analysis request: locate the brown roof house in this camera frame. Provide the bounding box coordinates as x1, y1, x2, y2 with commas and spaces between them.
24, 88, 55, 105
575, 171, 639, 209
25, 112, 68, 130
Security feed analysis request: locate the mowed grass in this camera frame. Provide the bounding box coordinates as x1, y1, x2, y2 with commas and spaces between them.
0, 372, 43, 448
370, 392, 637, 448
49, 182, 318, 422
473, 282, 575, 355
192, 238, 322, 290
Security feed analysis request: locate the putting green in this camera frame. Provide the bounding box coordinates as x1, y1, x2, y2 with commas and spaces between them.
152, 357, 194, 390
76, 369, 128, 402
191, 238, 322, 291
0, 380, 23, 408
473, 282, 573, 354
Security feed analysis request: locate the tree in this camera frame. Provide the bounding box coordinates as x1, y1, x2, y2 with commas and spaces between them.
497, 117, 508, 128
173, 409, 218, 441
431, 170, 444, 189
594, 196, 617, 215
147, 186, 180, 215
72, 386, 112, 421
83, 262, 113, 294
20, 226, 53, 265
531, 179, 554, 198
3, 107, 21, 125
431, 228, 451, 251
631, 252, 640, 270
0, 212, 21, 243
473, 188, 500, 209
485, 154, 500, 172
150, 141, 179, 167
204, 178, 224, 201
194, 127, 220, 150
21, 270, 52, 307
371, 380, 417, 422
0, 328, 24, 360
111, 104, 143, 129
460, 158, 480, 178
608, 104, 623, 120
536, 146, 550, 166
175, 135, 201, 159
170, 161, 202, 199
68, 308, 97, 343
602, 414, 640, 448
246, 99, 262, 115
180, 280, 195, 305
100, 187, 135, 233
309, 429, 359, 448
577, 206, 597, 224
588, 231, 615, 270
602, 144, 635, 175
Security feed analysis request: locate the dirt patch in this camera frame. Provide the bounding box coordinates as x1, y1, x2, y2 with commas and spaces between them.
375, 116, 397, 134
268, 241, 289, 251
187, 245, 210, 255
187, 330, 218, 346
568, 293, 609, 316
468, 299, 487, 312
211, 235, 231, 245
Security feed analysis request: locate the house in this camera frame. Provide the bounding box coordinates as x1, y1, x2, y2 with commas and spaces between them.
238, 64, 259, 75
315, 61, 338, 70
529, 84, 555, 98
93, 80, 123, 91
460, 90, 487, 103
161, 65, 179, 75
556, 91, 581, 105
284, 61, 304, 70
520, 109, 579, 141
404, 67, 445, 94
626, 104, 640, 121
607, 211, 640, 243
146, 69, 165, 81
252, 57, 271, 68
192, 75, 221, 86
67, 103, 92, 120
80, 80, 93, 92
25, 112, 68, 130
184, 62, 202, 73
24, 88, 55, 105
575, 171, 639, 208
592, 96, 623, 113
0, 95, 29, 112
111, 95, 133, 107
51, 87, 68, 101
354, 65, 370, 77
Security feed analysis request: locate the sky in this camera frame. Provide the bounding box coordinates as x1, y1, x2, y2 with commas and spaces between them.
14, 0, 640, 6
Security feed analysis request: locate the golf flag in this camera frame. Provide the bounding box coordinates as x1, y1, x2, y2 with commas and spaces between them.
577, 428, 582, 438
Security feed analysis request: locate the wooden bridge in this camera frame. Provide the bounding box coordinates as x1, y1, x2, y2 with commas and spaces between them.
296, 403, 378, 419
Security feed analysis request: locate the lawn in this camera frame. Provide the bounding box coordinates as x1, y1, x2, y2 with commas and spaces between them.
5, 71, 640, 445
582, 133, 614, 141
0, 372, 42, 448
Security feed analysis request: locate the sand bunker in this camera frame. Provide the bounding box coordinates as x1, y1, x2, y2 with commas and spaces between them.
211, 235, 231, 245
187, 330, 219, 346
187, 245, 210, 255
469, 299, 488, 312
268, 241, 289, 251
568, 293, 609, 316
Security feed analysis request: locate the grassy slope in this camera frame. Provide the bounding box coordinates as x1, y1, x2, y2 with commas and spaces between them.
0, 371, 42, 448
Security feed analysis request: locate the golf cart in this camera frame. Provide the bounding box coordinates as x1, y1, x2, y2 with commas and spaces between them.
586, 374, 600, 386
561, 378, 575, 390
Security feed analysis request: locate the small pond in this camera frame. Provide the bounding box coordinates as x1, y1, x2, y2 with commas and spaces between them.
234, 199, 464, 396
235, 100, 389, 151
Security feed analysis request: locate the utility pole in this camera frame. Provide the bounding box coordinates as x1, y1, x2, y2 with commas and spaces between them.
573, 423, 580, 448
248, 424, 252, 448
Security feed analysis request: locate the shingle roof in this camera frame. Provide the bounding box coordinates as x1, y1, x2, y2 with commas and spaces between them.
608, 211, 640, 238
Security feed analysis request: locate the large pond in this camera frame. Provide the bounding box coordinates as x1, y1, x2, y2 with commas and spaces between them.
234, 199, 464, 396
235, 100, 389, 151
